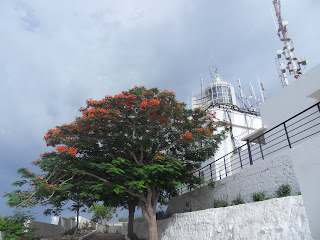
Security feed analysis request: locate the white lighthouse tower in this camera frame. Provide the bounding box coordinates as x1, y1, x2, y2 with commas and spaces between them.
192, 70, 262, 180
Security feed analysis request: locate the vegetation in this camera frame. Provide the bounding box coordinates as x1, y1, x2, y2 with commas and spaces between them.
134, 216, 145, 222
68, 216, 76, 220
118, 217, 129, 222
207, 179, 216, 188
5, 87, 228, 240
88, 203, 116, 225
213, 198, 228, 208
252, 192, 268, 202
156, 210, 166, 220
0, 211, 35, 240
183, 202, 193, 212
231, 194, 245, 205
275, 184, 291, 198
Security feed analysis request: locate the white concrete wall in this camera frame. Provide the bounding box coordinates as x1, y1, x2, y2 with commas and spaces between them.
290, 134, 320, 240
167, 149, 300, 215
29, 216, 77, 238
135, 196, 311, 240
259, 64, 320, 129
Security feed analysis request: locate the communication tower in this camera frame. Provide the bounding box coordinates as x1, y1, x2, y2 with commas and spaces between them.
273, 0, 307, 86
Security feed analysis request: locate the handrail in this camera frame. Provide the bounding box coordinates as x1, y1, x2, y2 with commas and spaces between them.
182, 102, 320, 194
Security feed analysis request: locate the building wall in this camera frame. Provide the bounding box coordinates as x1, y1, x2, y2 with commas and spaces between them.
290, 134, 320, 240
134, 196, 311, 240
201, 108, 262, 179
167, 149, 300, 215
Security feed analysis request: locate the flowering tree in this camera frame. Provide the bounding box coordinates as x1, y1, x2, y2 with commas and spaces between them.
7, 87, 228, 240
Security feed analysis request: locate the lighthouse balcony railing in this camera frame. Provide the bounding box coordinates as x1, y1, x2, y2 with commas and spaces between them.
179, 101, 320, 195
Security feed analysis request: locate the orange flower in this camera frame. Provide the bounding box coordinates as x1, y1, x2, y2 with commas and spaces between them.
150, 98, 160, 105
182, 131, 193, 140
68, 148, 77, 156
139, 100, 149, 107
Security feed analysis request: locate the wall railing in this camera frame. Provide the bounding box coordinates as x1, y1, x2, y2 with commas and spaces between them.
180, 102, 320, 194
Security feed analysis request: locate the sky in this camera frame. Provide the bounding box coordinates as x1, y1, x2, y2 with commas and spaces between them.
0, 0, 319, 223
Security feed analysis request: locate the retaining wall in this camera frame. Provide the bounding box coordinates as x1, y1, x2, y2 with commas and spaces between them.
166, 149, 300, 215
28, 216, 77, 238
134, 196, 312, 240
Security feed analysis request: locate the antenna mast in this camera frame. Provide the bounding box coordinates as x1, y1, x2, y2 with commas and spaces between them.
200, 75, 204, 108
273, 0, 307, 84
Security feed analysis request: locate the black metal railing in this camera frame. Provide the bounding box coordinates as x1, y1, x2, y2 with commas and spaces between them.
180, 102, 320, 194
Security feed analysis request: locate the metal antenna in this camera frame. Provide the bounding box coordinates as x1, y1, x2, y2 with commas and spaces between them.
237, 78, 246, 109
210, 54, 218, 75
273, 0, 307, 83
250, 81, 258, 107
200, 75, 204, 108
257, 76, 265, 103
208, 64, 214, 82
261, 82, 267, 101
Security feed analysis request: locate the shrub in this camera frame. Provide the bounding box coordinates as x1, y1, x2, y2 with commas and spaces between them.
252, 192, 267, 202
134, 216, 145, 222
231, 194, 245, 205
213, 199, 228, 208
183, 202, 193, 212
68, 216, 76, 220
0, 211, 36, 240
156, 210, 166, 220
64, 227, 76, 235
118, 217, 129, 222
275, 184, 291, 198
207, 179, 216, 188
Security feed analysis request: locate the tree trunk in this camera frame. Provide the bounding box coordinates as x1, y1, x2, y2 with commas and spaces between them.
76, 205, 80, 229
128, 201, 135, 239
139, 186, 160, 240
145, 206, 158, 240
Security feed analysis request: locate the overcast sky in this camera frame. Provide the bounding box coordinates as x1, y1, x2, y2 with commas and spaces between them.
1, 0, 319, 222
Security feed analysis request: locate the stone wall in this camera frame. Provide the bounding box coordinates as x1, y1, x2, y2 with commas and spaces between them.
134, 196, 312, 240
167, 149, 300, 215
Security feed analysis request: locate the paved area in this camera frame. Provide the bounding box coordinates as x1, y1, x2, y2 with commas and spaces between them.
86, 233, 126, 240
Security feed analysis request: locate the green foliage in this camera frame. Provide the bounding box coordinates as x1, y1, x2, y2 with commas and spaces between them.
134, 216, 145, 222
64, 227, 76, 235
88, 203, 116, 224
207, 179, 216, 188
156, 210, 166, 220
252, 192, 268, 202
213, 198, 228, 208
118, 217, 129, 222
231, 194, 245, 205
275, 184, 291, 198
183, 202, 193, 212
68, 216, 76, 220
0, 211, 35, 240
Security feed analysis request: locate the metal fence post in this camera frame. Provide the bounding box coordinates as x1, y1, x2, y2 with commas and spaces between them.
317, 102, 320, 113
210, 164, 213, 179
247, 139, 253, 165
238, 147, 243, 169
258, 136, 264, 160
199, 171, 201, 187
283, 122, 292, 148
224, 156, 228, 177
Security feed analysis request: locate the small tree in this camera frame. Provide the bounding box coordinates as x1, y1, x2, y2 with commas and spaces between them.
0, 211, 35, 240
88, 203, 116, 225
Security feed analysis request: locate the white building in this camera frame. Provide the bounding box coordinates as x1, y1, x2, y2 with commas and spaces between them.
191, 73, 262, 180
